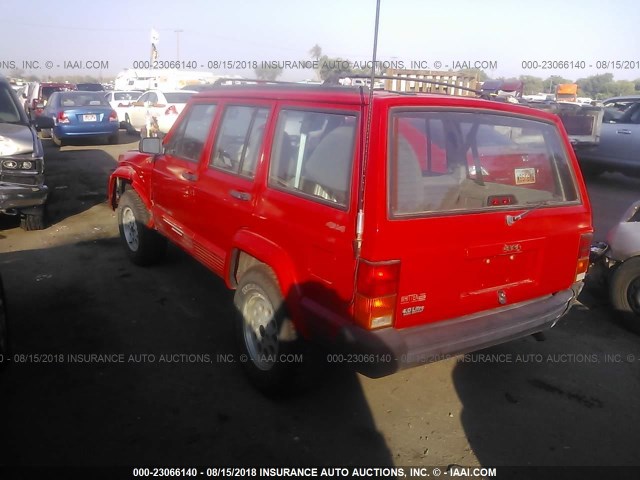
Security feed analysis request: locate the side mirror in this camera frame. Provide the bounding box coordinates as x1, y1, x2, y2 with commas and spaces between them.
33, 116, 55, 130
139, 137, 163, 155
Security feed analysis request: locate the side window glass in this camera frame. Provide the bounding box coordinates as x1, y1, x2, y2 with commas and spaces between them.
210, 106, 269, 178
138, 93, 148, 103
148, 93, 158, 104
165, 104, 216, 162
268, 109, 356, 207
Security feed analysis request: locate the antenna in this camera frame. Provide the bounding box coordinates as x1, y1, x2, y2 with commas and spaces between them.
355, 0, 381, 256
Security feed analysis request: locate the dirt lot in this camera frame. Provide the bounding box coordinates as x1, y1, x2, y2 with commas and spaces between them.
1, 135, 640, 477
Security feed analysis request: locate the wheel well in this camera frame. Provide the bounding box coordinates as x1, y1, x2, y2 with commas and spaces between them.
232, 251, 270, 288
111, 178, 131, 208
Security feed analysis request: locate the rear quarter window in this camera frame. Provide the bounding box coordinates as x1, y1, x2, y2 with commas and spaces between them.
388, 109, 579, 216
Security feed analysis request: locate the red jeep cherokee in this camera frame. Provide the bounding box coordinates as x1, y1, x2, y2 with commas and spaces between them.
108, 83, 592, 391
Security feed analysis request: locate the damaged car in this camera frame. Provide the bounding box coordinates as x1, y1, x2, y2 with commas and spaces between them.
0, 75, 49, 230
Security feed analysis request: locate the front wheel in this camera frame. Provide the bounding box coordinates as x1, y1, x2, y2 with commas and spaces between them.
117, 190, 167, 266
610, 257, 640, 334
234, 267, 301, 394
20, 206, 46, 231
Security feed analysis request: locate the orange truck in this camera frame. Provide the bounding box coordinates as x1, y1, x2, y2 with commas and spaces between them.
556, 83, 578, 102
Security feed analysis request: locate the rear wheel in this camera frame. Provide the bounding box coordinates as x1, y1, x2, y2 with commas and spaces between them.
20, 206, 46, 231
117, 190, 167, 266
234, 267, 302, 394
610, 257, 640, 334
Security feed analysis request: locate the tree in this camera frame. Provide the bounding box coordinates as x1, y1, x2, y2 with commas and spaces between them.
519, 75, 545, 95
317, 55, 354, 82
308, 44, 323, 62
254, 66, 283, 81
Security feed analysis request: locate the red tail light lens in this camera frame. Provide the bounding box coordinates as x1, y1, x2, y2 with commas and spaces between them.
108, 110, 118, 122
57, 111, 69, 124
354, 259, 400, 329
575, 232, 593, 281
165, 105, 178, 115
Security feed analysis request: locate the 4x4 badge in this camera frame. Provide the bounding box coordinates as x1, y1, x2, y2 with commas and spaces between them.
498, 290, 507, 305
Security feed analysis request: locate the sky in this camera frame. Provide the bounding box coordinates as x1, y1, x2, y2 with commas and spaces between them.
1, 0, 639, 83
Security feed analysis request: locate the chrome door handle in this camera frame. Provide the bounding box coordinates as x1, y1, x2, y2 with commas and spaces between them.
230, 190, 251, 201
616, 129, 632, 135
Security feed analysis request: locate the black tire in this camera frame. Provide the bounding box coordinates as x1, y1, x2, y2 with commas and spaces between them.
234, 267, 302, 395
610, 257, 640, 334
20, 206, 46, 231
0, 274, 9, 366
117, 190, 167, 266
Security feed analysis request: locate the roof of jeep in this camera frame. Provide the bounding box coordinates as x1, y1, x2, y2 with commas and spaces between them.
192, 85, 561, 123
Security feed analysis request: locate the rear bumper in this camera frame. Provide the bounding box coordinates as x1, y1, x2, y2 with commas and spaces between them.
0, 182, 49, 210
334, 288, 576, 378
55, 124, 119, 138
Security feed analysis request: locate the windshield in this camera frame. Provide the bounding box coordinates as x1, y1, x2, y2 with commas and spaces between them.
388, 110, 579, 216
0, 85, 22, 123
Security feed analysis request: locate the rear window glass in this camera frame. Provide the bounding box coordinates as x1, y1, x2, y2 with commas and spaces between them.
388, 110, 579, 216
58, 92, 109, 107
268, 109, 357, 207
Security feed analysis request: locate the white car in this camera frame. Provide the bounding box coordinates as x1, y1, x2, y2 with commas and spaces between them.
103, 90, 141, 127
126, 90, 196, 135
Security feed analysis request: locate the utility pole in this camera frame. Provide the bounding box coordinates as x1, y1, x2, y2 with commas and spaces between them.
175, 29, 184, 61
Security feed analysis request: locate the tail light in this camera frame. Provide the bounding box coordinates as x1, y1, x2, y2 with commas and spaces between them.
354, 259, 400, 329
575, 232, 593, 281
108, 110, 118, 122
165, 105, 178, 115
57, 111, 70, 124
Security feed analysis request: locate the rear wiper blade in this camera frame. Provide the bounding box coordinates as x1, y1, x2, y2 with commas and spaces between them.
506, 200, 555, 226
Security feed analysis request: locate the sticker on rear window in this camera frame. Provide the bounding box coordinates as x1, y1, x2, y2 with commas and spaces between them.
515, 167, 536, 185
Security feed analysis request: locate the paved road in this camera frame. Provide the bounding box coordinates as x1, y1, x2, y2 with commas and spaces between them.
1, 136, 639, 475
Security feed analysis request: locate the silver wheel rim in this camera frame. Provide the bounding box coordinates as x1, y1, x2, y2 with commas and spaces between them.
242, 288, 278, 371
121, 206, 139, 252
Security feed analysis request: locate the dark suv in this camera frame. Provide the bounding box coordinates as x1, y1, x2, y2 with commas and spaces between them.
0, 75, 48, 230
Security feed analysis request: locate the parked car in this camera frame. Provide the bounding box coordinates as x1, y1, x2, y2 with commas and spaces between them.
125, 90, 196, 135
25, 81, 76, 119
75, 83, 104, 92
103, 90, 142, 127
108, 82, 593, 393
40, 91, 119, 147
590, 200, 640, 334
575, 97, 640, 177
0, 75, 49, 230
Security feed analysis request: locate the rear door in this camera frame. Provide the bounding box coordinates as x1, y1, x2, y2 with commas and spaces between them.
254, 103, 361, 312
192, 101, 272, 275
383, 107, 591, 328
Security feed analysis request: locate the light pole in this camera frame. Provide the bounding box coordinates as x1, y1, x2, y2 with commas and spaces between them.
175, 29, 183, 61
